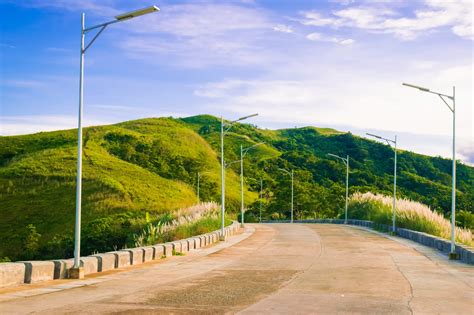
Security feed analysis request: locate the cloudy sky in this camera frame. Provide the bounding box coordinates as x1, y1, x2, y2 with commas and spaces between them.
0, 0, 472, 163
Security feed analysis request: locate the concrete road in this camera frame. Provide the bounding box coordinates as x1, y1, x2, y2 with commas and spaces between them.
0, 224, 472, 314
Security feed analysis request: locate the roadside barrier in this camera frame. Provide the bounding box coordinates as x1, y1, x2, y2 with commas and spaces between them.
0, 221, 240, 288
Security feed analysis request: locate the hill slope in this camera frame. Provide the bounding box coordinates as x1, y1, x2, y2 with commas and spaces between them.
0, 117, 263, 259
181, 115, 473, 220
1, 114, 473, 259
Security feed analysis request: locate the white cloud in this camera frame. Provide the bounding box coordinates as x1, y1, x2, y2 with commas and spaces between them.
458, 141, 474, 165
300, 0, 473, 40
329, 0, 356, 5
306, 32, 354, 45
0, 115, 111, 136
301, 11, 341, 27
273, 24, 293, 33
194, 62, 472, 161
118, 2, 279, 68
129, 3, 271, 37
15, 0, 119, 16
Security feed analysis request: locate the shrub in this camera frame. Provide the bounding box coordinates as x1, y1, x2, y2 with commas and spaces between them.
133, 202, 221, 247
349, 192, 473, 246
21, 224, 41, 260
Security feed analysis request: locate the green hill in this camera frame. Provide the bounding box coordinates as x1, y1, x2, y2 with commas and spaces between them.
1, 114, 473, 260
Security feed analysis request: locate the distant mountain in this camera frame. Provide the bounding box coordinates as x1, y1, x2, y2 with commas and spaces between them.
0, 114, 472, 259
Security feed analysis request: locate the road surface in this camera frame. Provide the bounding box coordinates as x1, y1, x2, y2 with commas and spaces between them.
0, 224, 472, 314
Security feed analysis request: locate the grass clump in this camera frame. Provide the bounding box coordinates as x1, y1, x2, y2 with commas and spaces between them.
133, 202, 231, 247
348, 192, 473, 246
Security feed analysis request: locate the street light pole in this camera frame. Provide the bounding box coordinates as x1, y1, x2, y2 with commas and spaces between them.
220, 117, 225, 239
328, 153, 350, 224
73, 6, 159, 275
240, 145, 244, 227
367, 133, 398, 232
291, 169, 294, 223
219, 114, 258, 239
345, 157, 348, 224
259, 179, 263, 223
197, 172, 200, 203
394, 137, 397, 232
402, 82, 457, 258
74, 12, 85, 271
239, 143, 264, 227
278, 168, 294, 223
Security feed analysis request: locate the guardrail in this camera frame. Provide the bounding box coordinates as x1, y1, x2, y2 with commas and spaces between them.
262, 219, 474, 265
0, 221, 240, 288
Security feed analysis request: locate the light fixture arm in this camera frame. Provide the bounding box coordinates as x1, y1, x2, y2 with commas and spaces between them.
84, 19, 120, 33
366, 133, 395, 147
328, 153, 348, 166
242, 142, 264, 158
83, 24, 108, 53
223, 113, 258, 134
225, 159, 241, 169
439, 94, 454, 112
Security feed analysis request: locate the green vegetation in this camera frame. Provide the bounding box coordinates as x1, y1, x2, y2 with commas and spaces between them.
182, 116, 473, 225
348, 192, 472, 246
0, 118, 244, 260
8, 203, 227, 261
1, 114, 473, 260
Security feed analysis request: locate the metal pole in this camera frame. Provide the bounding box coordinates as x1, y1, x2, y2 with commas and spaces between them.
240, 145, 244, 227
291, 169, 294, 223
345, 156, 349, 224
220, 117, 225, 238
393, 136, 397, 233
73, 13, 85, 269
259, 179, 262, 223
450, 86, 456, 254
197, 172, 200, 204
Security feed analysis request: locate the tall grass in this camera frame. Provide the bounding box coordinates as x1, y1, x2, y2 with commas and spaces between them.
349, 192, 473, 246
133, 202, 224, 247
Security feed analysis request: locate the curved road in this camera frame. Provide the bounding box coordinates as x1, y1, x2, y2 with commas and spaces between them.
1, 224, 472, 314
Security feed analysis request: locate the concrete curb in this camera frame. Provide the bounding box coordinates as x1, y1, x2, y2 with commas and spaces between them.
108, 251, 131, 269
0, 221, 241, 288
23, 261, 55, 284
0, 263, 25, 287
52, 259, 74, 279
91, 253, 116, 272
122, 248, 143, 266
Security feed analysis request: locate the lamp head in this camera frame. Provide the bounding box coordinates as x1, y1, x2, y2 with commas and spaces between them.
115, 5, 160, 21
402, 82, 430, 92
236, 113, 258, 122
366, 133, 382, 139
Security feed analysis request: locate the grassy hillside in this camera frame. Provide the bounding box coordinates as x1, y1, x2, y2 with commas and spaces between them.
1, 114, 473, 260
0, 117, 260, 260
181, 115, 474, 224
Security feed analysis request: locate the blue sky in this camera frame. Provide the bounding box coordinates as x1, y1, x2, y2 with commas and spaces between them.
0, 0, 472, 163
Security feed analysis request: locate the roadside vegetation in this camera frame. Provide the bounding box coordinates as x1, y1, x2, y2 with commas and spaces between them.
1, 203, 228, 262
348, 192, 473, 246
133, 202, 231, 247
1, 115, 473, 260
